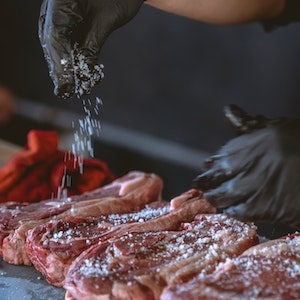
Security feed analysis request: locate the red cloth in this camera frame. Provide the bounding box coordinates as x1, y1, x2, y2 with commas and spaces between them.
0, 130, 115, 203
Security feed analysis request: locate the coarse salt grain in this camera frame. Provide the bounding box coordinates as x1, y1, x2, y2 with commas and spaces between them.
71, 44, 104, 97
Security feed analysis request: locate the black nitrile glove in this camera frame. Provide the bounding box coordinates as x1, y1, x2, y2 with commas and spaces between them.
39, 0, 144, 98
193, 105, 300, 229
263, 0, 300, 31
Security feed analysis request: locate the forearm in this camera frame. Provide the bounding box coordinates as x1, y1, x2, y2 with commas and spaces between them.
145, 0, 286, 25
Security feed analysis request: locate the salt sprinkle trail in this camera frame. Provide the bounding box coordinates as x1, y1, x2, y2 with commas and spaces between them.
56, 96, 104, 201
71, 97, 104, 160
56, 46, 105, 201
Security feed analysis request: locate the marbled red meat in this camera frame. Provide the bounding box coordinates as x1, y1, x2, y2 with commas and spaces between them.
64, 214, 258, 300
162, 233, 300, 300
0, 171, 163, 265
26, 189, 215, 287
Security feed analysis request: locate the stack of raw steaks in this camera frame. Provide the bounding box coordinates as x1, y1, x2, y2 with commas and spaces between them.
0, 171, 299, 299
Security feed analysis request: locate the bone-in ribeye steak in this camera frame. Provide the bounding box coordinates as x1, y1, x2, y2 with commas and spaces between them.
162, 233, 300, 300
26, 189, 216, 287
64, 214, 258, 300
0, 171, 163, 265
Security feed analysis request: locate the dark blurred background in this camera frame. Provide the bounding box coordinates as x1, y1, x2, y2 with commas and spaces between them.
1, 1, 300, 206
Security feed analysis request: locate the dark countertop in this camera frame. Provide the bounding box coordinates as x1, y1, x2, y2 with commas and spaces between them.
0, 258, 65, 300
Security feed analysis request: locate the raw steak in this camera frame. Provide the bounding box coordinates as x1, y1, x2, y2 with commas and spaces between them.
26, 189, 215, 287
162, 233, 300, 300
0, 171, 163, 265
64, 214, 258, 300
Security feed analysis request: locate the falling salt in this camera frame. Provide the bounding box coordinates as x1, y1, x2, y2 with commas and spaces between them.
66, 174, 72, 187
60, 58, 68, 66
70, 97, 103, 161
55, 44, 105, 200
70, 205, 76, 214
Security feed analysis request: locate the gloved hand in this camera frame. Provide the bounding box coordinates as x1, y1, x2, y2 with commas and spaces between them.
39, 0, 144, 98
193, 105, 300, 229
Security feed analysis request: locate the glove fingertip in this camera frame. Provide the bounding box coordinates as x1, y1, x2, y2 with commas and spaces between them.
192, 172, 214, 191
224, 205, 254, 224
53, 75, 75, 99
203, 189, 226, 208
224, 104, 249, 134
223, 206, 238, 217
54, 83, 74, 99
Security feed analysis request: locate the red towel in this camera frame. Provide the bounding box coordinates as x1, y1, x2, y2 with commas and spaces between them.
0, 130, 115, 203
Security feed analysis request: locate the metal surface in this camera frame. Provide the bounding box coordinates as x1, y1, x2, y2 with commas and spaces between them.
0, 258, 65, 300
